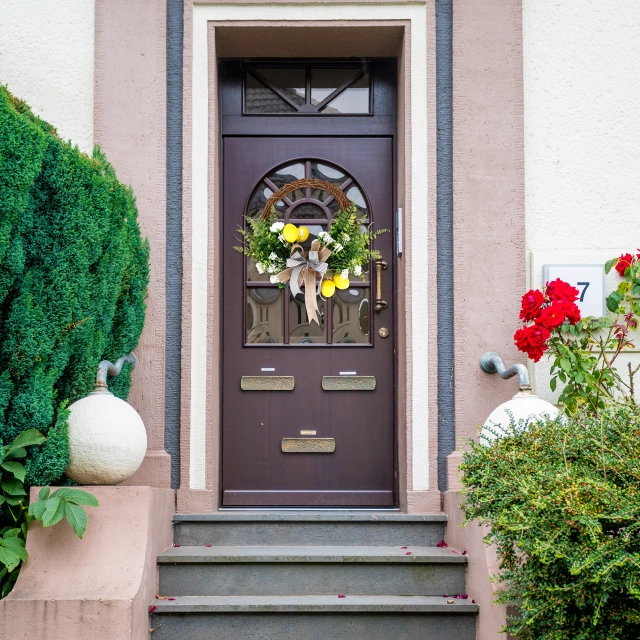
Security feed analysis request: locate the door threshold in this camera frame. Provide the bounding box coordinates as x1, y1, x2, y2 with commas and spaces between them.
218, 507, 401, 512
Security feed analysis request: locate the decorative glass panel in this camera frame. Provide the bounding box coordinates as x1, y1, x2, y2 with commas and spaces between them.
332, 288, 370, 343
289, 291, 326, 344
245, 68, 305, 113
247, 288, 284, 343
346, 186, 368, 218
310, 163, 348, 197
311, 69, 370, 114
289, 203, 327, 220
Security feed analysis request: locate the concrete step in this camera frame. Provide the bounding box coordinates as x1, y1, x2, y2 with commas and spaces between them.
158, 545, 467, 597
149, 596, 477, 640
173, 511, 446, 547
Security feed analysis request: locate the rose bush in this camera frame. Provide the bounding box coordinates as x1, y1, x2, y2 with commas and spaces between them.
513, 251, 640, 412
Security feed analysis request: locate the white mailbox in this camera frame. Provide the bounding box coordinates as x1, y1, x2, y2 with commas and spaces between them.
542, 264, 606, 318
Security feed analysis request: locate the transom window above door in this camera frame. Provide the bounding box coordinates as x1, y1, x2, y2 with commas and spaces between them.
245, 159, 372, 346
244, 63, 371, 115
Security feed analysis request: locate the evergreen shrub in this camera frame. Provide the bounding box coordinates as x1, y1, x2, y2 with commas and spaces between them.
461, 404, 640, 639
0, 88, 148, 494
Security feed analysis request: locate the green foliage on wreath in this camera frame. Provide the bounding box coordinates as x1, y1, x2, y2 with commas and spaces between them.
461, 404, 640, 639
0, 83, 148, 595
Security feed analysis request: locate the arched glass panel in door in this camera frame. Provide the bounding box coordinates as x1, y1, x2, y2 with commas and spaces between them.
245, 159, 372, 345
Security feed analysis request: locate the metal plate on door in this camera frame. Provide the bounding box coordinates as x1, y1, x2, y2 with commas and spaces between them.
322, 376, 376, 391
241, 376, 295, 391
282, 438, 336, 453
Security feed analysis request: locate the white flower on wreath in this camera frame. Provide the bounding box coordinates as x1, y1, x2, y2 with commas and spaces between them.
268, 252, 278, 260
334, 243, 343, 253
256, 262, 265, 274
270, 275, 279, 284
278, 234, 286, 245
270, 221, 284, 233
341, 269, 349, 279
267, 265, 276, 273
354, 264, 363, 276
342, 234, 350, 243
318, 231, 334, 244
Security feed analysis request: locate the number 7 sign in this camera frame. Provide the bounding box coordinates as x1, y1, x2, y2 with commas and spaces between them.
542, 264, 606, 318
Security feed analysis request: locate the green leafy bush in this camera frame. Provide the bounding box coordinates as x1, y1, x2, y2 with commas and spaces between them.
461, 404, 640, 639
0, 86, 148, 596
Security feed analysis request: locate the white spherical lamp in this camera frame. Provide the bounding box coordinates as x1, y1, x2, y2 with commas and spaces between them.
479, 352, 559, 444
66, 354, 147, 485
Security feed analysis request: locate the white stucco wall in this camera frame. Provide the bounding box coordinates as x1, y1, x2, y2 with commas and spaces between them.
523, 0, 640, 402
0, 0, 95, 154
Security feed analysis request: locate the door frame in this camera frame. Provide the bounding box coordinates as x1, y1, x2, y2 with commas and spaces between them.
177, 11, 441, 514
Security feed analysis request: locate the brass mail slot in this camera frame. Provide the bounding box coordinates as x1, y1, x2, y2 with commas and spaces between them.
282, 438, 335, 453
322, 376, 376, 391
241, 376, 295, 391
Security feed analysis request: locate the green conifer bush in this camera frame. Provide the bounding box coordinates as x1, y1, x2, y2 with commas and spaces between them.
0, 87, 149, 491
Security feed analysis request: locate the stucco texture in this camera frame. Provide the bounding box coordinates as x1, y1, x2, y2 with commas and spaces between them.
0, 486, 174, 640
0, 0, 94, 153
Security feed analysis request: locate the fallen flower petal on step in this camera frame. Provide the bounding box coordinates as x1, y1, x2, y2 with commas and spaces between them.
338, 595, 346, 598
156, 595, 165, 600
401, 546, 407, 549
205, 544, 212, 547
462, 550, 467, 555
454, 594, 469, 599
472, 600, 476, 604
442, 594, 449, 598
447, 600, 454, 604
173, 543, 180, 547
149, 605, 157, 614
436, 540, 448, 548
405, 551, 412, 555
168, 598, 176, 601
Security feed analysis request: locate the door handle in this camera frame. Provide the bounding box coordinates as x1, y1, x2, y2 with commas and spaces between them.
375, 257, 388, 311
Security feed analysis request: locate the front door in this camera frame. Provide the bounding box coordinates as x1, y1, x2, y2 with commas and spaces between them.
220, 62, 396, 508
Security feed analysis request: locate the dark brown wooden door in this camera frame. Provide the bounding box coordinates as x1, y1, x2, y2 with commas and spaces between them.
222, 136, 394, 507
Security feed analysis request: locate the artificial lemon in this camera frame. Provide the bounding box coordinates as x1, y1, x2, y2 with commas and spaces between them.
298, 226, 310, 242
282, 223, 299, 243
333, 274, 350, 290
321, 279, 336, 297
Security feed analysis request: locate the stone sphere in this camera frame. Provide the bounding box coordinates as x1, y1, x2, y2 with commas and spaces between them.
66, 393, 147, 485
481, 390, 560, 444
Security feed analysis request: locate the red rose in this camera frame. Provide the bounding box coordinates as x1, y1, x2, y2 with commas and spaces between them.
535, 302, 566, 329
562, 302, 581, 325
615, 253, 633, 277
514, 325, 550, 362
519, 289, 545, 321
545, 279, 579, 305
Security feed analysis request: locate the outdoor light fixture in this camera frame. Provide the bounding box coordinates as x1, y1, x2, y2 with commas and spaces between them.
478, 351, 559, 443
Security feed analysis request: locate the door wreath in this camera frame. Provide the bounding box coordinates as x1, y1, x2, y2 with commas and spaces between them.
235, 178, 387, 324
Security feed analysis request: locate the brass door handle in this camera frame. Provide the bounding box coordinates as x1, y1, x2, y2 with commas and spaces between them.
375, 258, 388, 311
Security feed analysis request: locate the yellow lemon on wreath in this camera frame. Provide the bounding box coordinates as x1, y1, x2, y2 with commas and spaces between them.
298, 226, 310, 242
321, 279, 336, 298
282, 223, 299, 243
333, 274, 350, 290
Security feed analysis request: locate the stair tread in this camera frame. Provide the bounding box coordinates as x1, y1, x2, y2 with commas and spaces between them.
150, 594, 478, 614
158, 545, 467, 563
174, 512, 447, 523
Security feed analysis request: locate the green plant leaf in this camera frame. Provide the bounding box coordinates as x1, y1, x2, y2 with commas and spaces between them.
50, 488, 99, 507
0, 461, 26, 482
41, 497, 65, 528
2, 447, 26, 461
560, 358, 572, 373
38, 486, 50, 501
604, 258, 617, 274
5, 429, 45, 453
2, 528, 20, 539
28, 500, 47, 520
550, 377, 557, 392
0, 545, 23, 572
606, 293, 621, 313
3, 496, 24, 506
0, 478, 25, 496
64, 502, 88, 538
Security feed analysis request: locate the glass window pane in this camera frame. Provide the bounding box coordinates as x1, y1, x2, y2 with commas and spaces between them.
247, 288, 284, 343
289, 291, 326, 344
247, 182, 277, 219
311, 69, 370, 114
345, 186, 368, 218
245, 68, 305, 113
332, 288, 370, 344
247, 258, 271, 282
310, 162, 347, 202
289, 203, 327, 220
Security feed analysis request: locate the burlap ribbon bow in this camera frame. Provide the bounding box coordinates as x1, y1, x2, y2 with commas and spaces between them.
275, 240, 331, 325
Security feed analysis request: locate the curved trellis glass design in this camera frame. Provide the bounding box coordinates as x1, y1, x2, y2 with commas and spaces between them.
245, 159, 372, 346
244, 64, 371, 115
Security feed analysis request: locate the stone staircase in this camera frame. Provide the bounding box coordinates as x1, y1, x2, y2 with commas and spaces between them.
149, 512, 478, 639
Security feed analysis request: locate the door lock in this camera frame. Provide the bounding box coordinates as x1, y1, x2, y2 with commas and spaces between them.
378, 327, 389, 338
